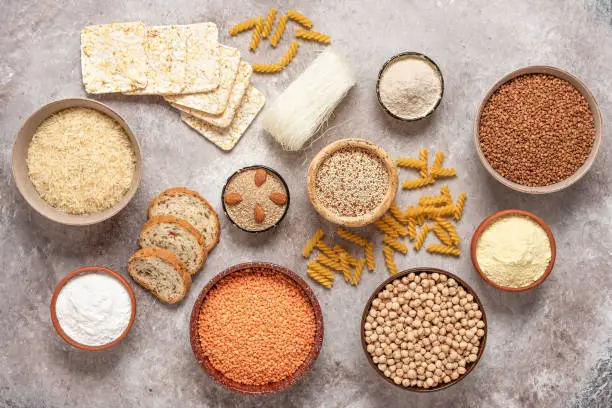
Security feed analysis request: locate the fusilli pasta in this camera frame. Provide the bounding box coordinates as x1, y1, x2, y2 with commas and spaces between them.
334, 245, 358, 266
432, 224, 453, 246
249, 17, 264, 50
253, 63, 283, 73
287, 9, 313, 28
440, 185, 452, 200
365, 242, 375, 271
316, 241, 339, 260
397, 158, 427, 169
302, 228, 325, 258
307, 267, 334, 288
454, 193, 467, 220
426, 244, 461, 257
432, 151, 445, 170
307, 261, 335, 279
436, 218, 460, 245
336, 227, 368, 247
270, 14, 288, 47
383, 235, 408, 254
316, 253, 344, 272
430, 168, 457, 178
407, 217, 417, 240
388, 203, 407, 224
278, 41, 299, 68
352, 259, 366, 286
375, 219, 399, 238
262, 8, 277, 38
295, 28, 331, 44
414, 225, 430, 251
229, 18, 258, 36
402, 177, 435, 190
382, 215, 408, 237
422, 205, 456, 219
418, 194, 450, 207
383, 246, 398, 275
419, 148, 429, 179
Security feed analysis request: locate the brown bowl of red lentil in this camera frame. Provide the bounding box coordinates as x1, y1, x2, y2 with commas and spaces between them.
307, 138, 399, 227
189, 262, 324, 394
474, 66, 602, 194
361, 268, 487, 392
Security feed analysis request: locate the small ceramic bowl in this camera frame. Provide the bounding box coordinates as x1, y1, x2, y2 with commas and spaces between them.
474, 66, 603, 194
221, 165, 290, 233
361, 267, 487, 392
470, 209, 556, 292
189, 262, 324, 395
50, 266, 136, 351
376, 52, 444, 121
307, 138, 398, 227
12, 98, 142, 225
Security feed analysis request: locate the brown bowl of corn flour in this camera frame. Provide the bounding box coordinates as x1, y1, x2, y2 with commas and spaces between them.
376, 52, 444, 121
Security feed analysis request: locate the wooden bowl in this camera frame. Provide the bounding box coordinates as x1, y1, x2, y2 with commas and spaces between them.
360, 267, 487, 392
473, 66, 603, 194
307, 138, 398, 227
376, 52, 444, 121
189, 262, 324, 395
50, 266, 137, 351
470, 209, 556, 292
12, 98, 142, 225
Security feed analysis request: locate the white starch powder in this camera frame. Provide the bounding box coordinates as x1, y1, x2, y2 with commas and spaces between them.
56, 272, 132, 346
378, 55, 442, 120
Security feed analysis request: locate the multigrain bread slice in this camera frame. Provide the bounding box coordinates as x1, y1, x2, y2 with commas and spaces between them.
140, 215, 207, 275
148, 187, 220, 252
128, 248, 191, 304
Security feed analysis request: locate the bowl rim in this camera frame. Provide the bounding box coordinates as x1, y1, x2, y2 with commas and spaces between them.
189, 262, 324, 395
50, 266, 137, 351
470, 209, 556, 292
221, 165, 290, 233
360, 267, 488, 392
473, 65, 603, 194
306, 138, 399, 227
376, 52, 445, 121
12, 97, 142, 225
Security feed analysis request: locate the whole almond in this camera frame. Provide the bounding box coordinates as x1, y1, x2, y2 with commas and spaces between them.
254, 169, 267, 187
224, 193, 243, 205
269, 192, 288, 205
254, 204, 265, 223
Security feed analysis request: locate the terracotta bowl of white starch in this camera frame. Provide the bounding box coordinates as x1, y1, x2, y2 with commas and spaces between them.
50, 266, 136, 351
376, 52, 444, 121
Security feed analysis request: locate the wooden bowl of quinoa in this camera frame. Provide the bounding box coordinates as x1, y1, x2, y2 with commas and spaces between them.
474, 66, 602, 194
189, 262, 324, 394
12, 98, 141, 225
307, 138, 398, 227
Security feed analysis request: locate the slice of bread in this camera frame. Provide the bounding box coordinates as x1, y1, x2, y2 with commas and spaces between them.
128, 248, 191, 304
148, 187, 220, 253
140, 215, 207, 275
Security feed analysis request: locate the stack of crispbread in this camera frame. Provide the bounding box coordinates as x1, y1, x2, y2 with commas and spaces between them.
80, 21, 265, 151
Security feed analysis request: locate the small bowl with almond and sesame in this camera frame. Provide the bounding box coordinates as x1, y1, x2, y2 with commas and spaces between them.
222, 165, 290, 233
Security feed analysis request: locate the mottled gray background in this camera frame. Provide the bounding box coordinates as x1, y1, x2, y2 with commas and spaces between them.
1, 0, 610, 407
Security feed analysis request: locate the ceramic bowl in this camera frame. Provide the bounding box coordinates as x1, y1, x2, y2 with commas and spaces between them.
361, 267, 487, 392
307, 138, 398, 227
473, 66, 603, 194
12, 98, 142, 225
470, 209, 556, 292
50, 266, 136, 351
376, 52, 444, 121
221, 165, 290, 233
189, 262, 324, 395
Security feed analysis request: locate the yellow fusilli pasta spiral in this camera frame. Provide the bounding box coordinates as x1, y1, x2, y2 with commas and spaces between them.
295, 28, 331, 44
352, 259, 366, 286
307, 261, 335, 279
365, 242, 375, 271
440, 185, 451, 200
407, 217, 417, 240
249, 17, 264, 50
415, 215, 426, 226
402, 177, 435, 190
252, 63, 283, 73
414, 225, 430, 251
316, 240, 339, 260
383, 235, 408, 254
278, 40, 299, 68
432, 224, 454, 246
430, 168, 457, 178
432, 151, 445, 170
336, 252, 352, 282
423, 205, 456, 219
426, 244, 461, 257
336, 227, 368, 247
397, 157, 427, 169
307, 267, 334, 288
229, 18, 258, 36
316, 254, 344, 272
405, 206, 426, 219
270, 14, 288, 47
419, 148, 429, 179
418, 194, 450, 207
334, 245, 358, 266
375, 219, 398, 238
454, 193, 467, 220
383, 215, 408, 237
383, 246, 398, 275
287, 9, 313, 28
388, 203, 406, 225
302, 228, 325, 258
436, 218, 460, 245
262, 8, 277, 38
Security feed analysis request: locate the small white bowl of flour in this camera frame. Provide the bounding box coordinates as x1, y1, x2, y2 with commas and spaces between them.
376, 52, 444, 121
51, 267, 136, 350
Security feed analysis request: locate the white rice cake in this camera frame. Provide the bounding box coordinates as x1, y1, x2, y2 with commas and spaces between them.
127, 25, 187, 95
81, 22, 148, 94
181, 23, 220, 93
181, 86, 265, 151
170, 61, 252, 128
165, 45, 240, 114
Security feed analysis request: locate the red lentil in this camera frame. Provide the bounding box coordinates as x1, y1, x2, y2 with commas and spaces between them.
198, 270, 316, 385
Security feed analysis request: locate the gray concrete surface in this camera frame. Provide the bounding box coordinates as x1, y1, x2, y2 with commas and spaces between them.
1, 0, 611, 407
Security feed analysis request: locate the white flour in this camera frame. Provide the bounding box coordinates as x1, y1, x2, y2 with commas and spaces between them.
55, 272, 132, 346
378, 55, 442, 119
476, 215, 552, 288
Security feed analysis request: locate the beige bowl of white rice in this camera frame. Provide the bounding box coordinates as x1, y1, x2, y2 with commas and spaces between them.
12, 98, 142, 225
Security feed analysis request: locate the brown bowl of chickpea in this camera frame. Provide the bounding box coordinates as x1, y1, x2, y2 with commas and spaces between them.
361, 268, 487, 392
